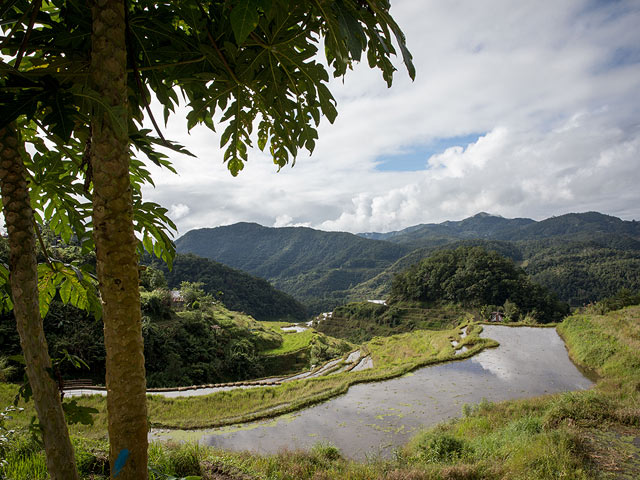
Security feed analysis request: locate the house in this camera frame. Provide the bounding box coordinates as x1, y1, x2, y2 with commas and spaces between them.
169, 290, 185, 309
367, 299, 387, 306
490, 311, 504, 322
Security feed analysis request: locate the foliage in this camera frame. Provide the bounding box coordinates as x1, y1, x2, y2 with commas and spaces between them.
152, 253, 308, 321
413, 432, 470, 463
582, 288, 640, 315
175, 223, 412, 312
390, 246, 568, 323
0, 358, 15, 383
140, 267, 168, 292
318, 301, 468, 342
0, 290, 287, 388
1, 0, 414, 178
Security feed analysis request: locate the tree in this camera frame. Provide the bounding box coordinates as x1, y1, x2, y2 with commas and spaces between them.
2, 1, 414, 478
0, 124, 80, 479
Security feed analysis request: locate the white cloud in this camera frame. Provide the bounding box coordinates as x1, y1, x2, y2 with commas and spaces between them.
141, 0, 640, 235
169, 203, 190, 220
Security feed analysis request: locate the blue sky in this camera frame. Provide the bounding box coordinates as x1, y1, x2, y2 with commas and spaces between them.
143, 0, 640, 235
375, 135, 484, 172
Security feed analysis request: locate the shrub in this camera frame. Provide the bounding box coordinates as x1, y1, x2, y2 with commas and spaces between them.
311, 442, 341, 462
416, 432, 470, 463
543, 391, 613, 428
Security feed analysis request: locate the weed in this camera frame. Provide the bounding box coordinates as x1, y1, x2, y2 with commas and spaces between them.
415, 432, 470, 464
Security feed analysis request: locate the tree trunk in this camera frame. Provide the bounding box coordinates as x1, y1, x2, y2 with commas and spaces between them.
90, 1, 149, 479
0, 124, 80, 480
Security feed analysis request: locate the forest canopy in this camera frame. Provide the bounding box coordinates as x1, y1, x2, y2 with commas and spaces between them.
390, 246, 569, 323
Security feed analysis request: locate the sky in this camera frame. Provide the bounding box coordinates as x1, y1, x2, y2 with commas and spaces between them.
141, 0, 640, 237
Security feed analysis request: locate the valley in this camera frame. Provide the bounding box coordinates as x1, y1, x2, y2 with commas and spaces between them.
176, 212, 640, 311
1, 211, 639, 479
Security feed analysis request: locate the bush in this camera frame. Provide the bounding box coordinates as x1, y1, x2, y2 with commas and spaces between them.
543, 391, 613, 428
311, 442, 341, 462
416, 432, 470, 463
71, 437, 109, 477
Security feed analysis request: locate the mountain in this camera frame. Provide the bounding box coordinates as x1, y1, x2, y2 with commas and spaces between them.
359, 212, 536, 246
175, 223, 412, 311
352, 213, 640, 307
176, 212, 640, 311
150, 253, 308, 321
504, 212, 640, 241
361, 211, 640, 245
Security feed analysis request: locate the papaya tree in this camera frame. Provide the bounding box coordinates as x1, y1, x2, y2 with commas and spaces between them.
2, 1, 414, 478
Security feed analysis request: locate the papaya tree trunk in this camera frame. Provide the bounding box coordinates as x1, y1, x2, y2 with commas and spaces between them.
90, 1, 148, 478
0, 124, 80, 480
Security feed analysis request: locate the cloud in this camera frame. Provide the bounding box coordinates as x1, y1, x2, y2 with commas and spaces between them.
141, 0, 640, 235
320, 114, 640, 232
169, 203, 190, 220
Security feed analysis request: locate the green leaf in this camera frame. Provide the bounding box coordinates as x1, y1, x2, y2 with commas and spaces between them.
62, 400, 98, 426
230, 0, 259, 44
59, 277, 72, 304
42, 89, 75, 142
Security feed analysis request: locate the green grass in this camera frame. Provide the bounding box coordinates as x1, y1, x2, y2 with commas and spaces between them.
0, 322, 494, 434
258, 320, 294, 331
6, 307, 639, 479
261, 329, 316, 356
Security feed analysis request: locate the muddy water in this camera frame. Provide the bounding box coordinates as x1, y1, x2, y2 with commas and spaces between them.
153, 326, 593, 459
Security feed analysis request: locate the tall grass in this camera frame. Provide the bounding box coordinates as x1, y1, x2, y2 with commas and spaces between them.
1, 324, 494, 433
5, 307, 638, 479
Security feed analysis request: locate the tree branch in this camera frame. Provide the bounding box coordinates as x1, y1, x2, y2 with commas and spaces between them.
195, 0, 241, 85
125, 3, 167, 145
14, 0, 42, 69
32, 218, 56, 272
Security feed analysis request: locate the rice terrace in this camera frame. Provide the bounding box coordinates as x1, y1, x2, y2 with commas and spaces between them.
1, 1, 640, 479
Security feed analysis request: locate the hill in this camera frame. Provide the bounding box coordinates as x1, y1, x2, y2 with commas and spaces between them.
360, 211, 640, 245
175, 212, 640, 311
359, 212, 536, 246
150, 253, 308, 321
318, 246, 569, 342
353, 212, 640, 306
175, 222, 412, 311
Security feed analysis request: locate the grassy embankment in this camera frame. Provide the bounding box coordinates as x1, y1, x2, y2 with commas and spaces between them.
7, 306, 638, 479
258, 322, 317, 356
257, 321, 353, 375
113, 307, 640, 479
0, 319, 490, 436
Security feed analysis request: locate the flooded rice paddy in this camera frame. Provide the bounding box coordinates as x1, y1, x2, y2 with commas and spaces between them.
152, 326, 593, 459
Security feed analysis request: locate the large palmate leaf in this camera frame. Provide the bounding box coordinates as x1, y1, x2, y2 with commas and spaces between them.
1, 0, 414, 257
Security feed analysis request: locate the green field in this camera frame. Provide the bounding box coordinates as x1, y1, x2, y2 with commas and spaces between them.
3, 306, 639, 479
259, 324, 316, 356
1, 320, 490, 434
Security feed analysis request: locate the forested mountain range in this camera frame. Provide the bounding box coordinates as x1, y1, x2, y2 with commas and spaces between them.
359, 212, 536, 245
175, 222, 412, 311
176, 212, 640, 311
360, 211, 640, 246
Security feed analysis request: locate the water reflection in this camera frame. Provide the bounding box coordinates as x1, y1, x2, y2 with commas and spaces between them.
153, 326, 593, 459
